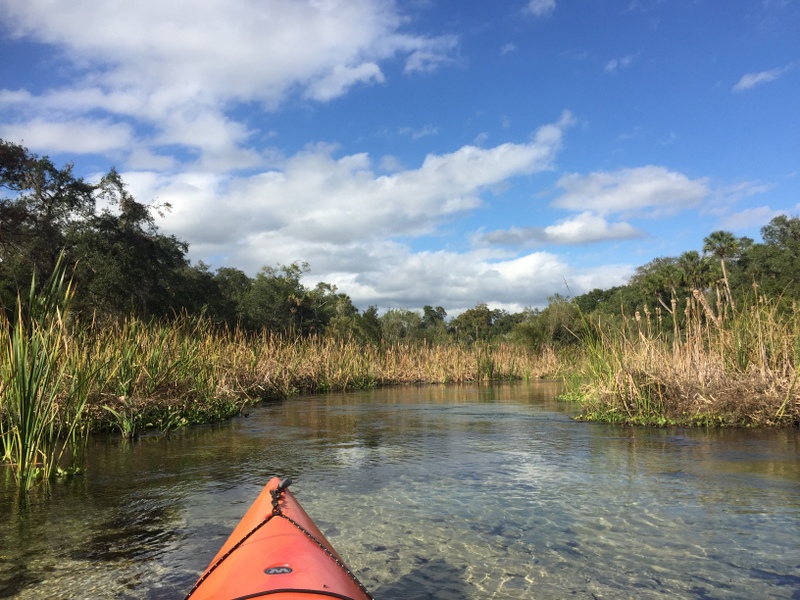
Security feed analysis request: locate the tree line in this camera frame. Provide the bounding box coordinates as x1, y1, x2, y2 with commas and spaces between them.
2, 139, 799, 347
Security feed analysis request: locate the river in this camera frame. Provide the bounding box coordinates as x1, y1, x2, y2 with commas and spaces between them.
1, 381, 799, 598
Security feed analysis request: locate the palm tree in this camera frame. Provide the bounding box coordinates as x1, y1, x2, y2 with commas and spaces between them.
658, 262, 682, 305
703, 230, 739, 310
677, 250, 710, 291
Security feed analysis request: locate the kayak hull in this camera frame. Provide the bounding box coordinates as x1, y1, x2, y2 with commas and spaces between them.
186, 477, 372, 600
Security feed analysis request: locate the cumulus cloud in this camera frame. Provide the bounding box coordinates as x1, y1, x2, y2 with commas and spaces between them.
0, 0, 450, 101
542, 212, 642, 243
101, 113, 580, 309
0, 118, 134, 154
733, 64, 792, 91
320, 246, 630, 312
552, 166, 709, 218
305, 63, 385, 102
0, 0, 458, 159
524, 0, 556, 18
143, 114, 573, 249
478, 213, 642, 247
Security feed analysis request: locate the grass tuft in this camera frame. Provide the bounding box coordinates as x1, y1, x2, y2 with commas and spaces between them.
570, 293, 799, 427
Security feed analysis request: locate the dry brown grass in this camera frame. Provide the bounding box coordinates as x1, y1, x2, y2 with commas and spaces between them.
576, 293, 800, 426
210, 334, 561, 395
55, 320, 563, 434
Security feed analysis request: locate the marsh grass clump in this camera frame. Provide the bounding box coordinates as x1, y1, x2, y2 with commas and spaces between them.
0, 257, 99, 493
573, 292, 800, 427
2, 300, 560, 468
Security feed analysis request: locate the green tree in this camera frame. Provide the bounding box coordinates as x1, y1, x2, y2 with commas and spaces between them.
742, 215, 800, 302
0, 140, 94, 308
491, 309, 524, 337
677, 250, 712, 292
703, 230, 740, 309
421, 305, 447, 329
380, 308, 422, 343
212, 267, 253, 326
450, 303, 493, 342
67, 168, 188, 317
355, 305, 382, 344
420, 305, 449, 343
173, 262, 227, 319
573, 286, 636, 316
307, 282, 358, 335
629, 256, 682, 315
509, 295, 580, 349
242, 262, 312, 334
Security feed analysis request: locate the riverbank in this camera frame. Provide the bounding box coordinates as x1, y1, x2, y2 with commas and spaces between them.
86, 318, 563, 436
1, 307, 562, 492
3, 275, 799, 494
565, 293, 800, 427
3, 299, 798, 440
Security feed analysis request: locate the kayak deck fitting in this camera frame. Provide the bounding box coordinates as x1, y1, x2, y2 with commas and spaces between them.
185, 477, 374, 600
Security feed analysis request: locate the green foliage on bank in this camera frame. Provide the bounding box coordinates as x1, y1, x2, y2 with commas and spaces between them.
2, 138, 800, 463
4, 138, 800, 351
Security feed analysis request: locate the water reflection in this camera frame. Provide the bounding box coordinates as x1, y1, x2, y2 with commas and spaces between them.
1, 381, 798, 599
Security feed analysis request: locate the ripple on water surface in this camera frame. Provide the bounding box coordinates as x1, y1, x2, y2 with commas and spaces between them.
2, 381, 799, 599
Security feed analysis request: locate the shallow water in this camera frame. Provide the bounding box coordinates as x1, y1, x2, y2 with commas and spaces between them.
1, 381, 799, 599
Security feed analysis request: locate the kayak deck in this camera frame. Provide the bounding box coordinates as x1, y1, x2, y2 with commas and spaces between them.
185, 477, 373, 600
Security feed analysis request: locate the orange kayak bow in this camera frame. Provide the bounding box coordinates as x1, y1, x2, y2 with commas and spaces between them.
185, 477, 374, 600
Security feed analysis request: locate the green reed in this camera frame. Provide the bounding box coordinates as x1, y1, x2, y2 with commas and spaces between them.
0, 257, 97, 493
4, 295, 562, 450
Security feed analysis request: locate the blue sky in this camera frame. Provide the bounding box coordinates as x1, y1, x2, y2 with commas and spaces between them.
1, 0, 798, 313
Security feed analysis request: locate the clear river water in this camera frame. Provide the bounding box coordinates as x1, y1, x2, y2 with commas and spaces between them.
1, 381, 799, 599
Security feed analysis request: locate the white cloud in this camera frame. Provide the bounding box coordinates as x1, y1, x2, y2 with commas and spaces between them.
399, 125, 439, 139
604, 55, 634, 72
501, 42, 518, 55
552, 166, 709, 218
476, 213, 642, 247
0, 0, 444, 102
144, 114, 572, 250
0, 89, 35, 105
105, 113, 576, 309
0, 0, 458, 159
320, 246, 628, 311
0, 118, 134, 154
304, 62, 385, 102
379, 155, 403, 172
402, 35, 459, 73
542, 212, 642, 243
700, 180, 775, 219
732, 64, 792, 91
713, 180, 774, 204
524, 0, 556, 18
473, 132, 490, 146
719, 206, 783, 231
